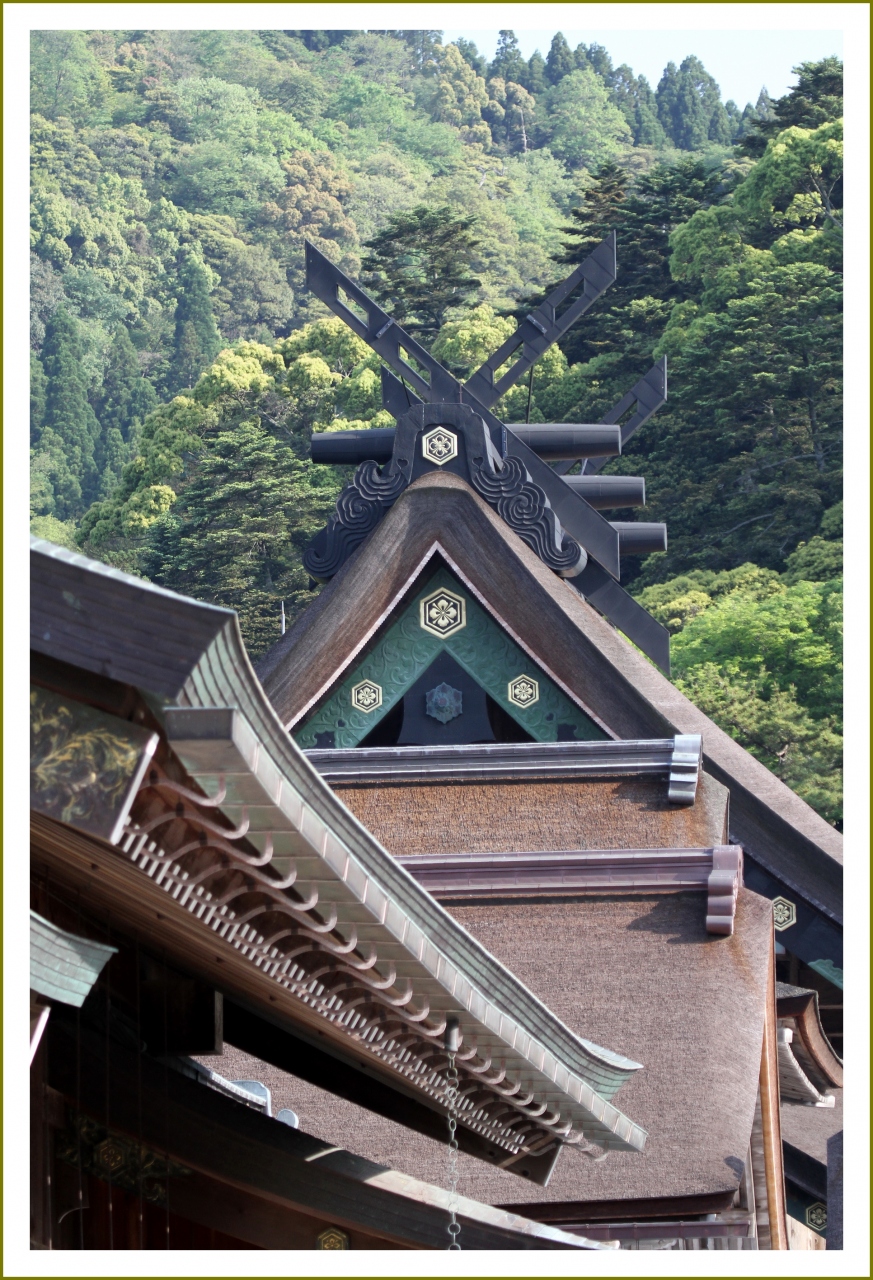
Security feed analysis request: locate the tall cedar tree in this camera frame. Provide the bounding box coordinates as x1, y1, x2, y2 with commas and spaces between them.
30, 352, 48, 442
38, 307, 102, 511
96, 326, 157, 442
170, 255, 223, 392
578, 43, 613, 79
361, 206, 481, 345
656, 56, 732, 149
150, 418, 322, 657
610, 68, 668, 147
489, 30, 528, 87
545, 33, 575, 86
526, 50, 548, 96
741, 57, 842, 157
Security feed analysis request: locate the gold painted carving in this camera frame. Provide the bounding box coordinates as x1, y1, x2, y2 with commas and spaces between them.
420, 587, 466, 638
507, 674, 540, 707
421, 426, 458, 466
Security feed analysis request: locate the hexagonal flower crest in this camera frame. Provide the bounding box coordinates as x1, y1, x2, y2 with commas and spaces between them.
350, 679, 382, 713
772, 896, 797, 931
96, 1139, 125, 1173
425, 682, 463, 724
420, 587, 466, 637
508, 674, 539, 707
421, 426, 458, 466
805, 1202, 827, 1232
317, 1226, 350, 1249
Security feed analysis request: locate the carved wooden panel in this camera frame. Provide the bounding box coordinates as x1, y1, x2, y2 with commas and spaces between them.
294, 567, 606, 750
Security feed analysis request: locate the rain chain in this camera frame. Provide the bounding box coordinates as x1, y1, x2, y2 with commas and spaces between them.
444, 1017, 462, 1251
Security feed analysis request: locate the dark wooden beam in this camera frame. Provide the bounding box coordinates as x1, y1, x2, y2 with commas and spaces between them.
498, 1190, 738, 1222
168, 1168, 408, 1250
45, 1014, 587, 1250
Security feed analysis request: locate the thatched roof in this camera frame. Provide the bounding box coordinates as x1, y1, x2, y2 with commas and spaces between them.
216, 887, 773, 1210
333, 773, 728, 855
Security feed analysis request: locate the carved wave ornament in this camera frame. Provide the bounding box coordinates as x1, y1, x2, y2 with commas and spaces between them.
304, 403, 586, 582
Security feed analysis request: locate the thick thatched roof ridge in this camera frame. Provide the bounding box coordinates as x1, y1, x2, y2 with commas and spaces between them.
257, 472, 841, 921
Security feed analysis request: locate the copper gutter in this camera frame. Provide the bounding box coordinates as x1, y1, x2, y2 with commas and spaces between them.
759, 932, 789, 1249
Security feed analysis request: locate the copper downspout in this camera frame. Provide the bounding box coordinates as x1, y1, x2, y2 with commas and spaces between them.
759, 927, 788, 1249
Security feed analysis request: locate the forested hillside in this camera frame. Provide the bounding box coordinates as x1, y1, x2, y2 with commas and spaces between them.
29, 30, 843, 824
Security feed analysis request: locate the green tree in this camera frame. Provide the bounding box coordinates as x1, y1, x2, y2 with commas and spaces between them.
36, 308, 102, 513
361, 206, 481, 343
656, 56, 731, 149
490, 30, 528, 87
148, 418, 323, 656
637, 262, 842, 577
31, 353, 48, 442
419, 44, 491, 146
545, 33, 575, 86
732, 120, 842, 256
96, 325, 157, 441
555, 162, 628, 262
526, 50, 548, 97
387, 30, 445, 71
677, 661, 842, 825
30, 30, 112, 125
454, 38, 488, 79
634, 565, 842, 824
541, 69, 632, 169
756, 87, 777, 121
30, 253, 66, 349
77, 322, 378, 571
97, 426, 128, 498
575, 43, 613, 79
533, 158, 718, 370
170, 254, 223, 391
742, 58, 842, 157
188, 212, 297, 339
609, 67, 668, 148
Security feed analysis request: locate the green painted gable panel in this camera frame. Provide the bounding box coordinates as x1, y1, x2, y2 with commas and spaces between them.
294, 566, 607, 749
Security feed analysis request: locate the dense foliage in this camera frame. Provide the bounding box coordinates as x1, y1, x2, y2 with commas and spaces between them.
28, 30, 842, 823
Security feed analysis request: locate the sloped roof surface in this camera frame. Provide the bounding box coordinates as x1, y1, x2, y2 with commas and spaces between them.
31, 536, 234, 700
332, 773, 728, 854
779, 1089, 843, 1165
217, 887, 773, 1206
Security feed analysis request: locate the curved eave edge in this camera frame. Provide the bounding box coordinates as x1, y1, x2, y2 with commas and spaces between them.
166, 700, 646, 1151
29, 540, 645, 1149
166, 632, 647, 1145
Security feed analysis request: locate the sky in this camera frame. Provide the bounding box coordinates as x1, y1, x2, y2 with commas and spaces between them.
438, 25, 842, 110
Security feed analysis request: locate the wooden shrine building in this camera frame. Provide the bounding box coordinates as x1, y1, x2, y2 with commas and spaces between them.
29, 233, 842, 1251
30, 535, 649, 1251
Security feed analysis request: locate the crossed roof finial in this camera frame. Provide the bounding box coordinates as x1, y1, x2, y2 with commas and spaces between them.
302, 239, 671, 672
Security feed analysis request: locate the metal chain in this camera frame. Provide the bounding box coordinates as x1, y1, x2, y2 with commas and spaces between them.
445, 1051, 462, 1250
